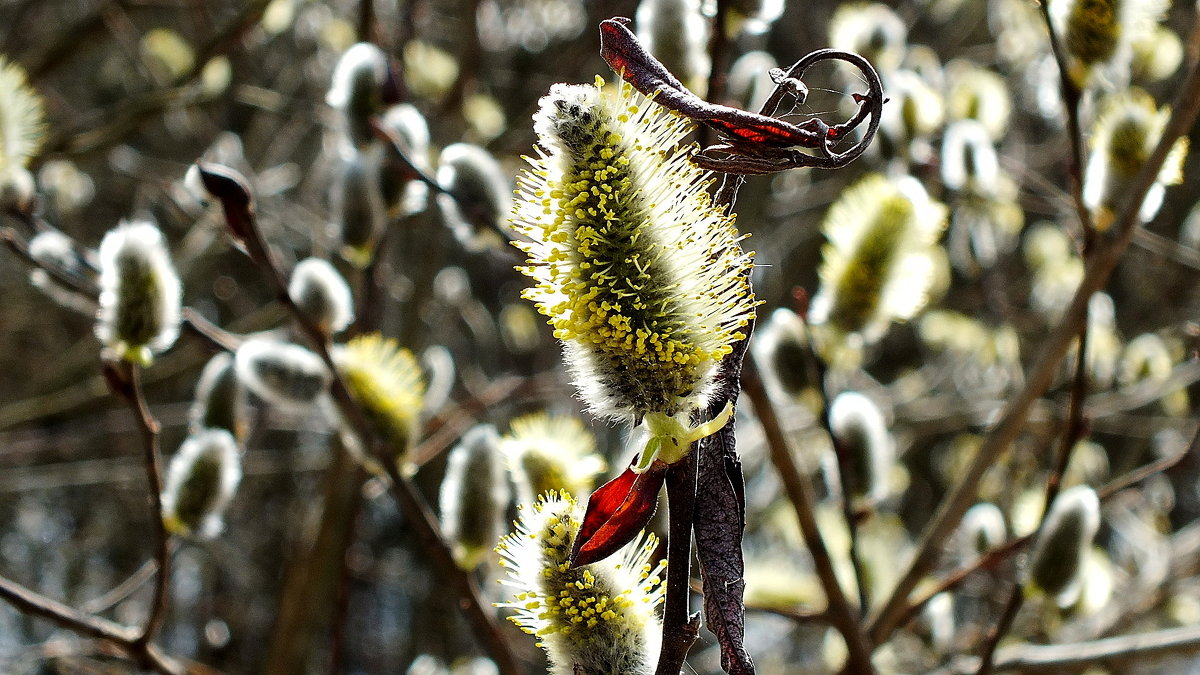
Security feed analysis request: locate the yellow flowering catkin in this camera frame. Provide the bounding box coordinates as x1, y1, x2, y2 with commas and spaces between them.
512, 76, 756, 421
496, 492, 665, 674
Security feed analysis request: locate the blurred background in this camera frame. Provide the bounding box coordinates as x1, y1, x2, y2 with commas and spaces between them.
2, 0, 1200, 673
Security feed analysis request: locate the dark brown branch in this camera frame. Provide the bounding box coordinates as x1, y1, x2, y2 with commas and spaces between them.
0, 574, 182, 674
655, 453, 701, 675
109, 362, 173, 649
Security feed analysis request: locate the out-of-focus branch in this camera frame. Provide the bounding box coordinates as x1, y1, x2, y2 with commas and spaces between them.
104, 361, 173, 650
742, 355, 874, 673
949, 624, 1200, 673
43, 0, 273, 157
0, 573, 183, 674
867, 35, 1200, 645
196, 164, 522, 675
885, 427, 1196, 637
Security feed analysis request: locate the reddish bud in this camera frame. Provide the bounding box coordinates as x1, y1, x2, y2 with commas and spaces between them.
194, 162, 255, 249
569, 459, 666, 567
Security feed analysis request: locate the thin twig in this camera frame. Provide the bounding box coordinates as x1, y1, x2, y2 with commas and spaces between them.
742, 355, 874, 673
800, 310, 870, 616
113, 363, 173, 649
43, 0, 273, 156
867, 39, 1200, 645
369, 117, 520, 246
0, 574, 182, 674
81, 540, 180, 615
965, 624, 1200, 673
1036, 0, 1096, 244
196, 165, 522, 675
890, 430, 1195, 637
656, 453, 701, 675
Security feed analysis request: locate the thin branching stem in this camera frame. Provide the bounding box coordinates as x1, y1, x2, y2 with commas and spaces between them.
742, 355, 874, 673
0, 566, 183, 674
800, 312, 870, 615
116, 362, 173, 649
867, 34, 1200, 645
197, 167, 522, 675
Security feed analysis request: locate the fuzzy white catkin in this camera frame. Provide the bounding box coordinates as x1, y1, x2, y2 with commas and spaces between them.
190, 352, 246, 439
95, 220, 182, 364
234, 337, 331, 412
439, 424, 509, 570
960, 502, 1007, 557
332, 146, 388, 268
161, 428, 242, 538
288, 257, 355, 336
753, 307, 813, 400
1027, 485, 1101, 605
941, 119, 999, 195
378, 103, 431, 217
327, 42, 389, 148
829, 391, 894, 501
28, 229, 77, 271
435, 143, 510, 251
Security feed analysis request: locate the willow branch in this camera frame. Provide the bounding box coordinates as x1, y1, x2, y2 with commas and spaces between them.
970, 624, 1200, 673
742, 356, 873, 673
655, 452, 701, 675
106, 362, 173, 649
867, 42, 1200, 645
0, 573, 182, 674
196, 165, 521, 675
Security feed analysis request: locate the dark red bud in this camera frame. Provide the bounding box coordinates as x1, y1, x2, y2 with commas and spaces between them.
195, 162, 255, 248
569, 459, 667, 567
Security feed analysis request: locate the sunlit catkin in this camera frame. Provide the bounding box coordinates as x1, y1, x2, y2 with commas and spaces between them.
288, 257, 355, 337
334, 332, 425, 463
436, 142, 511, 251
161, 429, 242, 539
828, 391, 893, 502
809, 174, 947, 362
190, 352, 247, 441
439, 425, 509, 569
512, 76, 756, 423
1052, 0, 1167, 87
496, 492, 665, 674
95, 220, 183, 365
0, 55, 45, 211
502, 412, 606, 506
234, 337, 331, 412
1083, 88, 1188, 230
1026, 485, 1101, 605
